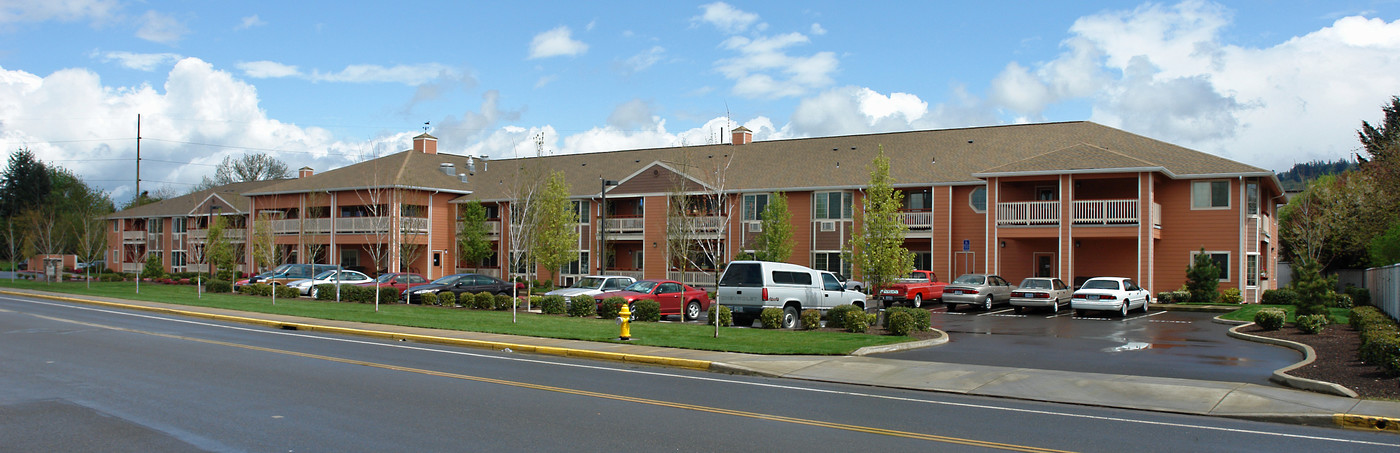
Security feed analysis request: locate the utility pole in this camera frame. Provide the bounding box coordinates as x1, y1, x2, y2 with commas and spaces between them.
135, 113, 141, 294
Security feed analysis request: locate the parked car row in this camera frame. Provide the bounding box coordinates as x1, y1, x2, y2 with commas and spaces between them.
941, 274, 1151, 317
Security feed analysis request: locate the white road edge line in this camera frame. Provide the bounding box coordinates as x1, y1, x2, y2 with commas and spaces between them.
6, 295, 1396, 448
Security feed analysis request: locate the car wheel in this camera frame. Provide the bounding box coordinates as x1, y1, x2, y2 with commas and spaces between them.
781, 306, 800, 329
946, 302, 957, 312
982, 296, 992, 311
1119, 301, 1129, 317
1140, 298, 1151, 313
912, 293, 923, 308
1051, 302, 1059, 314
685, 301, 702, 321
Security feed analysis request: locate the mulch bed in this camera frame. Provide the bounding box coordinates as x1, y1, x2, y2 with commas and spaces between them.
1246, 324, 1400, 400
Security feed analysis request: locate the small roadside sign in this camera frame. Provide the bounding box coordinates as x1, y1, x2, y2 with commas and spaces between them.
962, 239, 970, 251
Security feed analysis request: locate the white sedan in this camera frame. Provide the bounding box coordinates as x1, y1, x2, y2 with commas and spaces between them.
287, 270, 373, 297
1071, 277, 1151, 317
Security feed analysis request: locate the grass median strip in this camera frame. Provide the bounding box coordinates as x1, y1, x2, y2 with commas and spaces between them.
0, 280, 911, 355
1219, 304, 1351, 325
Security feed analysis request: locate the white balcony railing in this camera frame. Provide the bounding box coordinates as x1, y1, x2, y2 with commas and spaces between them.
1073, 199, 1139, 225
121, 231, 144, 241
667, 271, 717, 288
334, 217, 392, 234
604, 217, 645, 233
271, 218, 332, 234
996, 201, 1060, 226
902, 211, 932, 230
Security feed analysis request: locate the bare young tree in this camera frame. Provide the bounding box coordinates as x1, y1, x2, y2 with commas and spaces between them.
301, 191, 329, 267
71, 205, 108, 288
505, 160, 546, 295
193, 153, 293, 192
251, 212, 289, 304
358, 185, 396, 311
22, 207, 64, 283
398, 200, 428, 274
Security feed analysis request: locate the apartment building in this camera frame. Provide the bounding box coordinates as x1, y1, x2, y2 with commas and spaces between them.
106, 121, 1283, 301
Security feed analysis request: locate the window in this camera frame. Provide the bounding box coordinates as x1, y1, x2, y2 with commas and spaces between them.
1246, 182, 1259, 215
171, 250, 186, 267
401, 205, 428, 217
561, 251, 588, 275
112, 220, 120, 232
812, 252, 852, 277
813, 191, 852, 220
772, 270, 813, 285
147, 218, 163, 233
341, 250, 359, 268
173, 217, 186, 233
1246, 253, 1259, 287
483, 204, 500, 219
1192, 180, 1230, 209
903, 189, 931, 210
822, 273, 843, 291
969, 187, 987, 213
658, 282, 682, 294
913, 252, 932, 271
1191, 251, 1231, 282
742, 193, 769, 221
573, 201, 590, 223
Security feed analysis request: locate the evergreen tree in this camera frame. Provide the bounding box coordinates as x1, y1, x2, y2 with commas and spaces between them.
848, 147, 914, 295
750, 192, 793, 262
1184, 248, 1221, 303
0, 148, 51, 219
1291, 257, 1333, 316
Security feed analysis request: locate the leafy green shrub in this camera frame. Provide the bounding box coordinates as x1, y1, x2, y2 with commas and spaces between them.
205, 279, 231, 293
1170, 290, 1191, 303
887, 310, 915, 336
1156, 292, 1177, 303
1328, 293, 1353, 309
539, 295, 567, 315
1254, 308, 1285, 331
843, 310, 871, 333
1220, 287, 1242, 304
882, 307, 930, 332
368, 287, 400, 304
800, 309, 821, 330
1296, 314, 1328, 334
238, 283, 272, 296
314, 284, 335, 300
597, 297, 625, 319
441, 292, 460, 307
1352, 306, 1400, 375
1261, 288, 1299, 306
758, 307, 784, 329
827, 304, 861, 330
528, 296, 543, 310
707, 305, 732, 326
632, 300, 661, 322
1344, 285, 1371, 307
495, 294, 516, 310
275, 285, 300, 299
473, 292, 495, 310
567, 295, 597, 317
141, 253, 166, 279
420, 292, 439, 307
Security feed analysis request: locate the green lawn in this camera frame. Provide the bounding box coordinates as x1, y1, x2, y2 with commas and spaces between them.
0, 279, 911, 355
1221, 304, 1351, 325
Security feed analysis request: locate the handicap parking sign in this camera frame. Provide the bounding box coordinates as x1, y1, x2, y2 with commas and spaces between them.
962, 239, 970, 251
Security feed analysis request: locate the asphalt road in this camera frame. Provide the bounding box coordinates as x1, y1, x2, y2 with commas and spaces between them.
879, 306, 1299, 385
3, 293, 1397, 452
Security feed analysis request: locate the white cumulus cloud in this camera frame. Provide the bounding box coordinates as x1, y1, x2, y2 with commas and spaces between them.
135, 10, 187, 44
92, 51, 182, 71
236, 14, 266, 30
693, 2, 759, 34
528, 26, 588, 59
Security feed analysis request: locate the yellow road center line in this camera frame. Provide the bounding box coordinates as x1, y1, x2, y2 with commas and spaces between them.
33, 313, 1074, 452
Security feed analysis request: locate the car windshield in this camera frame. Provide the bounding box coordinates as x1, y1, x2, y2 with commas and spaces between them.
1081, 280, 1121, 290
571, 277, 605, 289
270, 264, 297, 275
431, 275, 461, 285
624, 281, 658, 293
374, 274, 396, 283
952, 275, 985, 285
313, 270, 340, 279
1018, 279, 1051, 289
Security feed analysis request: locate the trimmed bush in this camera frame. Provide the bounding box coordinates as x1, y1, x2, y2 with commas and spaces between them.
1254, 308, 1285, 331
494, 294, 516, 310
887, 310, 915, 336
205, 279, 231, 293
440, 292, 459, 307
1296, 314, 1328, 334
420, 292, 439, 307
1220, 287, 1242, 304
758, 307, 784, 329
275, 285, 300, 299
1260, 288, 1299, 306
826, 304, 861, 330
539, 295, 567, 315
314, 284, 335, 300
473, 292, 495, 310
1352, 306, 1400, 375
1170, 290, 1190, 303
632, 300, 661, 322
567, 295, 597, 317
238, 284, 272, 296
597, 297, 626, 320
1344, 285, 1371, 307
1328, 293, 1353, 309
528, 296, 543, 310
1156, 292, 1177, 303
883, 307, 930, 332
800, 309, 821, 330
707, 305, 733, 327
843, 310, 872, 333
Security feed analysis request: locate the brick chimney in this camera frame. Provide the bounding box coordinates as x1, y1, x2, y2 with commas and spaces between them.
731, 126, 752, 145
298, 166, 314, 178
413, 133, 438, 154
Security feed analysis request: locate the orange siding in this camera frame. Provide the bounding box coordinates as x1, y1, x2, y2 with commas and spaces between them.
1152, 178, 1241, 292
642, 195, 667, 278
948, 185, 987, 277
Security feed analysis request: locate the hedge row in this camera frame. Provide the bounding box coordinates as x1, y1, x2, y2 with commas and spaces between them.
1350, 306, 1400, 376
312, 284, 401, 304
237, 283, 301, 299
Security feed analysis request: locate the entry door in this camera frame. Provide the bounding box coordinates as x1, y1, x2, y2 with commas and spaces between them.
1034, 253, 1054, 278
954, 251, 976, 277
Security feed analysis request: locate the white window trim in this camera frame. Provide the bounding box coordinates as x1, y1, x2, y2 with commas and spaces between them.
1245, 252, 1260, 288
969, 187, 987, 214
1189, 250, 1232, 282
743, 193, 769, 222
1191, 180, 1232, 211
812, 191, 851, 220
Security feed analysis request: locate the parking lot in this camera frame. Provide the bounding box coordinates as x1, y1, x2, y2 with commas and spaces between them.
877, 305, 1301, 385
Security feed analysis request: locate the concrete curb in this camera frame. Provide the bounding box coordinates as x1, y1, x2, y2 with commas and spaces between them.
1224, 322, 1359, 398
0, 289, 714, 372
1153, 303, 1242, 313
849, 330, 948, 356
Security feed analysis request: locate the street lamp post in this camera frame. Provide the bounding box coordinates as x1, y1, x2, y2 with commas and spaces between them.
598, 178, 618, 274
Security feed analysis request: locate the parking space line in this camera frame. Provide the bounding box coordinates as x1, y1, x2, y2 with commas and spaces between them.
1123, 311, 1167, 322
977, 308, 1017, 317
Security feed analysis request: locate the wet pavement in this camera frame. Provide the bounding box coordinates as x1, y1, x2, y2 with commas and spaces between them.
878, 308, 1301, 385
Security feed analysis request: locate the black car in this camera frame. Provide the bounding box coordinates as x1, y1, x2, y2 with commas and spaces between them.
401, 273, 515, 303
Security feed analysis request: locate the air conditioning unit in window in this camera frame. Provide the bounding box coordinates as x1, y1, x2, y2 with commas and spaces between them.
820, 221, 836, 232
747, 222, 762, 233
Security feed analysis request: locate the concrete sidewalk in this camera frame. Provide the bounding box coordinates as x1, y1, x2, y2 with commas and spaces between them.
5, 288, 1398, 434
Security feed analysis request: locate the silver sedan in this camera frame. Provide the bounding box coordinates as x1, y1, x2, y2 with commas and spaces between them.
942, 274, 1014, 311
1009, 277, 1073, 314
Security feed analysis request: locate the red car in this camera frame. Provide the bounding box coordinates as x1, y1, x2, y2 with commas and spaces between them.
357, 272, 430, 293
593, 279, 710, 321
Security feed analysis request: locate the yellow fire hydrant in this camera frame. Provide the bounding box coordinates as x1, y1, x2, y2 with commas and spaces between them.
617, 303, 632, 341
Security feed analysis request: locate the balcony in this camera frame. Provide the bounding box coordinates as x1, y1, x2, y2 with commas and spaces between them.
603, 216, 645, 237
995, 200, 1141, 226
272, 218, 332, 235
121, 231, 144, 242
188, 229, 247, 242
334, 216, 392, 234
902, 210, 932, 230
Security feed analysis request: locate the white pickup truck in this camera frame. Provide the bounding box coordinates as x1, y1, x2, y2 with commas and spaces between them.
716, 260, 868, 328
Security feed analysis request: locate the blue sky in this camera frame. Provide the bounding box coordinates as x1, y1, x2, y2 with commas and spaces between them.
3, 1, 1400, 201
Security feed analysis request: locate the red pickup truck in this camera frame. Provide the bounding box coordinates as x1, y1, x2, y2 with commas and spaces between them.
876, 270, 947, 308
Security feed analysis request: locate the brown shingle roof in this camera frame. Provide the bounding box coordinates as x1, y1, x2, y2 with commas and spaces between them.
106, 179, 286, 219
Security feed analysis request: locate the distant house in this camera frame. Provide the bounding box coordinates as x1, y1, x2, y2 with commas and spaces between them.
106, 122, 1284, 301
